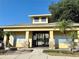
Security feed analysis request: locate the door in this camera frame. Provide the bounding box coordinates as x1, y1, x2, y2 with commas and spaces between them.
32, 33, 37, 47
37, 33, 44, 47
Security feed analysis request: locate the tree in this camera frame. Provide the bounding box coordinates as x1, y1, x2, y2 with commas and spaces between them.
49, 0, 79, 51
49, 0, 79, 23
69, 31, 77, 51
57, 19, 73, 33
57, 19, 77, 52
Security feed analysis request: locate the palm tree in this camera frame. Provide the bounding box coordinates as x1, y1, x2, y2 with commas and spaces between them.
57, 19, 75, 51
69, 31, 77, 51
57, 19, 73, 33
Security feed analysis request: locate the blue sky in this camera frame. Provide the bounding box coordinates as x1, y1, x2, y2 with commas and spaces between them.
0, 0, 59, 25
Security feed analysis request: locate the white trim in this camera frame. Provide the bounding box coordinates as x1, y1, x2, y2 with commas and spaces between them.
28, 14, 51, 17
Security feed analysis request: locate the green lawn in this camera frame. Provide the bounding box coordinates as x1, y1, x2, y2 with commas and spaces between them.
43, 49, 79, 57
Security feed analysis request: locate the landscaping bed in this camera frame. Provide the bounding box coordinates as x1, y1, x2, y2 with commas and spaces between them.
0, 48, 33, 55
43, 49, 79, 57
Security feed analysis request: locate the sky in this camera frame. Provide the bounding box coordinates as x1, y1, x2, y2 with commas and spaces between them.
0, 0, 59, 25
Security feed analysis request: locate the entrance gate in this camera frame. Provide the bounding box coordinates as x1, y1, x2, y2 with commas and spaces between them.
32, 31, 49, 47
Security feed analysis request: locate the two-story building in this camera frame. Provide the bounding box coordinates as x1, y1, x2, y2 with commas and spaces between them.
2, 14, 79, 49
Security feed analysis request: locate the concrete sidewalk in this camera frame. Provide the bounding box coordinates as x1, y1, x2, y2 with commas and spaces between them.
0, 48, 79, 59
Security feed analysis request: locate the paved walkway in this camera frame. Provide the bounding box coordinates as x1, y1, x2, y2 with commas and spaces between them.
0, 48, 79, 59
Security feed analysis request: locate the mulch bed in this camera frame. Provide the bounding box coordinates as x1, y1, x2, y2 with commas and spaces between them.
0, 49, 33, 55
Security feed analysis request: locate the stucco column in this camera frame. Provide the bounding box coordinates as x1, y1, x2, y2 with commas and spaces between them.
9, 34, 14, 47
25, 31, 29, 48
39, 17, 41, 23
3, 34, 7, 48
49, 31, 55, 49
29, 31, 32, 48
46, 17, 48, 23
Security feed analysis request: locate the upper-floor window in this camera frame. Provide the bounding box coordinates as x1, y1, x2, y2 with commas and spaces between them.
34, 17, 39, 22
41, 17, 46, 22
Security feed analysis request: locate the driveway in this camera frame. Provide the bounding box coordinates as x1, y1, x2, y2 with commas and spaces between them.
0, 48, 79, 59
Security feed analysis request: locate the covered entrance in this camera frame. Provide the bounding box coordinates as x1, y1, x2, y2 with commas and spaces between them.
32, 31, 49, 47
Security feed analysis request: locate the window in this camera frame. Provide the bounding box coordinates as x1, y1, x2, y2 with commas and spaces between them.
34, 17, 39, 22
41, 17, 46, 22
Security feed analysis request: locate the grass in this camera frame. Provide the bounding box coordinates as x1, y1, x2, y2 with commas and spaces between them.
43, 49, 79, 57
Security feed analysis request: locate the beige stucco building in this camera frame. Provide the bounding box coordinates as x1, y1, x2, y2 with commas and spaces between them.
1, 14, 79, 49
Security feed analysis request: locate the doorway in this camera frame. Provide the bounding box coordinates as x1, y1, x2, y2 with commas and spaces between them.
32, 31, 49, 47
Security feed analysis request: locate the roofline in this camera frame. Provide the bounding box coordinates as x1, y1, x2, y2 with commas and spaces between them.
0, 23, 79, 29
28, 14, 51, 17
